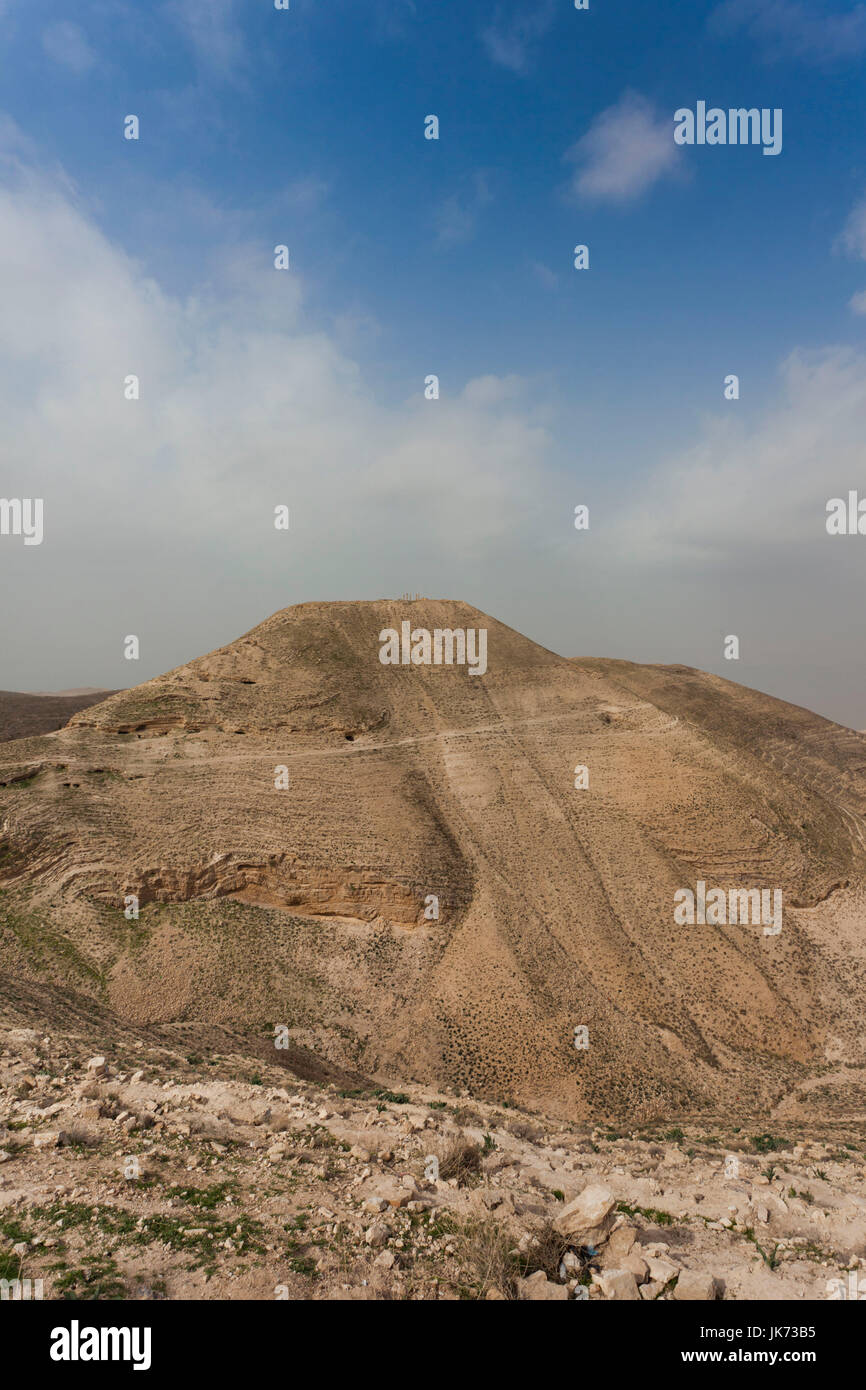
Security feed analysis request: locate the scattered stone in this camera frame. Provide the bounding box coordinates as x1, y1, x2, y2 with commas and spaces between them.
555, 1183, 617, 1246
364, 1221, 391, 1248
673, 1270, 721, 1301
647, 1256, 679, 1284
33, 1130, 65, 1150
594, 1268, 641, 1301
516, 1271, 569, 1301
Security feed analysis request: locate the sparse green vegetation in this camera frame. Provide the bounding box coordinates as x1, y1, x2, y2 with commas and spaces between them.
751, 1134, 788, 1154
617, 1201, 674, 1226
743, 1227, 781, 1270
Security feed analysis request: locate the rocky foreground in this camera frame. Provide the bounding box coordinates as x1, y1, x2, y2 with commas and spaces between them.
1, 1020, 865, 1302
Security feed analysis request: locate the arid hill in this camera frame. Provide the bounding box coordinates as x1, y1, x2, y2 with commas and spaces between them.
2, 600, 866, 1123
0, 689, 117, 744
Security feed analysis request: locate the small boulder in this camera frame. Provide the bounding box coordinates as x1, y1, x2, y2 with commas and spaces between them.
364, 1221, 391, 1248
640, 1280, 664, 1300
594, 1268, 641, 1301
33, 1130, 65, 1150
673, 1270, 721, 1301
516, 1271, 569, 1301
647, 1256, 680, 1284
607, 1223, 638, 1258
554, 1183, 617, 1246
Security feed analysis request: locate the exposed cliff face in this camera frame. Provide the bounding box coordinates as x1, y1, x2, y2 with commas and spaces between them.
2, 600, 866, 1122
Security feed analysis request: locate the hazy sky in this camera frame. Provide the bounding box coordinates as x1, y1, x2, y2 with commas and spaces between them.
2, 1, 866, 726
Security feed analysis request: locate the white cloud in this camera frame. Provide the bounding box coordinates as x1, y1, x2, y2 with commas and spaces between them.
611, 348, 866, 566
164, 0, 245, 81
531, 260, 559, 289
481, 1, 556, 74
0, 146, 553, 685
709, 0, 866, 64
840, 196, 866, 260
564, 93, 680, 203
4, 130, 866, 725
435, 172, 493, 248
838, 196, 866, 312
41, 22, 96, 76
555, 345, 866, 727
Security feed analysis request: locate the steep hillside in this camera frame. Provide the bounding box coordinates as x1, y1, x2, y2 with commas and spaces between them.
2, 601, 866, 1122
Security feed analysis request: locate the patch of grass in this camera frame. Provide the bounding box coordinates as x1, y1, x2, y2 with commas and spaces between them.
436, 1134, 482, 1186
0, 1249, 23, 1280
504, 1118, 543, 1142
743, 1226, 781, 1270
34, 1199, 266, 1267
514, 1220, 576, 1283
54, 1257, 127, 1300
451, 1105, 484, 1128
0, 895, 104, 988
789, 1188, 814, 1204
163, 1181, 237, 1210
373, 1088, 410, 1105
0, 1215, 30, 1243
456, 1215, 591, 1300
456, 1215, 520, 1298
617, 1201, 674, 1227
751, 1134, 788, 1155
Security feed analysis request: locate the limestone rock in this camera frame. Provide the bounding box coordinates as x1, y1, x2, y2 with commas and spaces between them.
554, 1183, 617, 1246
673, 1269, 721, 1301
516, 1270, 569, 1301
594, 1268, 641, 1300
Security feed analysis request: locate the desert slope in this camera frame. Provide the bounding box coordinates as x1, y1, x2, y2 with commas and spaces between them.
0, 689, 118, 743
1, 600, 866, 1122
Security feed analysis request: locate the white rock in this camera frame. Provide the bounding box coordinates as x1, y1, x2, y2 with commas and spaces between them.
33, 1130, 64, 1150
594, 1268, 640, 1301
554, 1183, 617, 1245
640, 1279, 664, 1300
647, 1256, 679, 1284
364, 1221, 391, 1248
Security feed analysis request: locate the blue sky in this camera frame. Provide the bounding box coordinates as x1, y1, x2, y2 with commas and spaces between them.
3, 0, 866, 724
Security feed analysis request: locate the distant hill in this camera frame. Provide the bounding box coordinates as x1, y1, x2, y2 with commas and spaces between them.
0, 689, 118, 743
